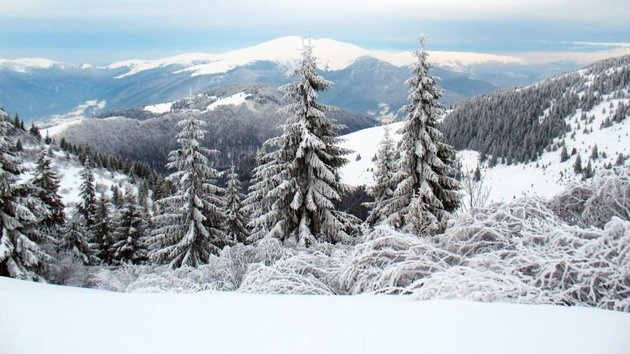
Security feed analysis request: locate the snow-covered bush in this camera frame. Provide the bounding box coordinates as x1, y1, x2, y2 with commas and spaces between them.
337, 227, 458, 294
239, 246, 350, 295
549, 166, 629, 228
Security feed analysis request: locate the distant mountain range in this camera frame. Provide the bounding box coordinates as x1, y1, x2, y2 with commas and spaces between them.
0, 37, 582, 121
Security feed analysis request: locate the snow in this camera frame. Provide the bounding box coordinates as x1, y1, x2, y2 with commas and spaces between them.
144, 101, 174, 114
205, 92, 249, 111
1, 276, 628, 354
340, 97, 629, 203
41, 100, 107, 137
0, 57, 61, 72
340, 122, 404, 186
107, 36, 524, 78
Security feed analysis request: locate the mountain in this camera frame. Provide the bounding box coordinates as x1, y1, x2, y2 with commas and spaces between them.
0, 37, 581, 122
46, 84, 375, 179
339, 55, 630, 203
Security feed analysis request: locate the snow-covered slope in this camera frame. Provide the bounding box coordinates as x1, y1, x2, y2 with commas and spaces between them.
107, 36, 523, 78
341, 102, 628, 203
2, 276, 628, 354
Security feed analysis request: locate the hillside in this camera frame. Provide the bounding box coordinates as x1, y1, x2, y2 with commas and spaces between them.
47, 85, 375, 178
341, 55, 630, 203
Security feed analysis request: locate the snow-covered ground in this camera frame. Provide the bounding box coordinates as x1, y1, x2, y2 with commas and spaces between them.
340, 97, 629, 203
1, 276, 628, 354
206, 92, 250, 111
144, 101, 175, 114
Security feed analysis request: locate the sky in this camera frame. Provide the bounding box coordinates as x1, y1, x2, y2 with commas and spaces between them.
0, 0, 628, 64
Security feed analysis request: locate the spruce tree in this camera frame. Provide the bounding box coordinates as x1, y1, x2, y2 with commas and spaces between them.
254, 41, 358, 246
93, 196, 115, 264
78, 157, 97, 229
60, 211, 97, 265
243, 148, 275, 243
560, 145, 569, 162
149, 114, 228, 267
223, 165, 250, 244
32, 148, 65, 232
574, 154, 583, 174
0, 111, 54, 280
380, 36, 461, 235
111, 190, 148, 265
364, 124, 397, 226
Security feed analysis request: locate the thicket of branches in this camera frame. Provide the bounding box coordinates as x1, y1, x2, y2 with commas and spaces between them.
85, 168, 630, 312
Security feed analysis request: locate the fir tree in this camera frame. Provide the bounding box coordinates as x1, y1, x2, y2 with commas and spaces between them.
364, 124, 397, 226
32, 148, 65, 232
149, 114, 228, 267
380, 36, 461, 234
560, 145, 569, 162
615, 153, 626, 166
0, 111, 54, 280
253, 41, 358, 246
223, 165, 250, 244
77, 157, 97, 229
590, 144, 599, 160
60, 211, 97, 265
93, 196, 115, 264
582, 159, 594, 180
243, 148, 275, 242
111, 190, 148, 265
573, 154, 583, 174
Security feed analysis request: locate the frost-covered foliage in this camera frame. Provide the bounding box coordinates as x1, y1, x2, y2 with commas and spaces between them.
364, 125, 397, 226
249, 42, 359, 246
379, 36, 461, 234
549, 166, 629, 228
223, 165, 249, 244
149, 114, 228, 267
0, 111, 55, 280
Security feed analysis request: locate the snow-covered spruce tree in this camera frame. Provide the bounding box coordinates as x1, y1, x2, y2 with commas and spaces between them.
149, 114, 228, 267
223, 165, 250, 244
111, 189, 148, 265
254, 41, 358, 246
32, 148, 65, 232
380, 36, 461, 235
60, 210, 97, 265
77, 157, 97, 230
93, 195, 116, 264
0, 111, 54, 280
364, 124, 397, 226
243, 148, 274, 243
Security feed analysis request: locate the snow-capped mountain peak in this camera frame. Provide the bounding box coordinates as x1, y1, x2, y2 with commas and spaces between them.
106, 36, 524, 79
0, 58, 65, 73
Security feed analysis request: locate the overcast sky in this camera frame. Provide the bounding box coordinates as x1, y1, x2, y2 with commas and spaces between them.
0, 0, 628, 63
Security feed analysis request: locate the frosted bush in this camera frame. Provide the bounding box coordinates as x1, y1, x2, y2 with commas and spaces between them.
408, 266, 553, 303
337, 227, 458, 294
238, 249, 347, 295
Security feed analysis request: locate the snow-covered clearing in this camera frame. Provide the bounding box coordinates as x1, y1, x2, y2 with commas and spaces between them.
1, 276, 628, 354
143, 101, 175, 114
206, 92, 249, 111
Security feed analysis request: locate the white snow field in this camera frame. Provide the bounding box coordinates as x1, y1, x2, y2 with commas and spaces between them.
1, 277, 628, 354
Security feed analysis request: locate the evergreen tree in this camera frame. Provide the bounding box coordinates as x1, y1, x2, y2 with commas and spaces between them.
223, 165, 250, 244
583, 159, 594, 180
32, 148, 65, 232
253, 41, 358, 246
111, 190, 148, 265
93, 196, 115, 264
77, 157, 97, 229
560, 145, 569, 162
0, 111, 54, 280
473, 166, 482, 182
379, 36, 461, 234
60, 211, 97, 265
573, 154, 583, 174
243, 148, 275, 242
149, 114, 228, 267
590, 144, 599, 160
615, 153, 626, 166
364, 124, 397, 226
